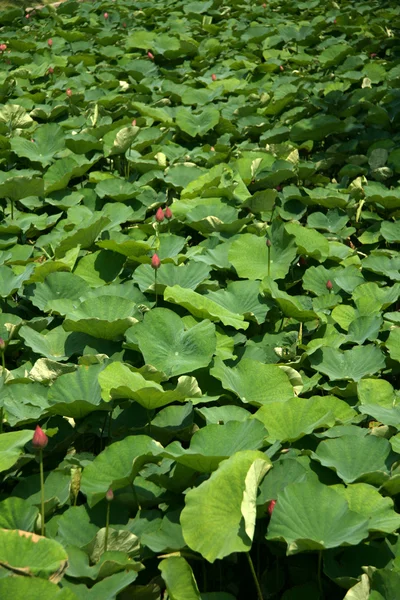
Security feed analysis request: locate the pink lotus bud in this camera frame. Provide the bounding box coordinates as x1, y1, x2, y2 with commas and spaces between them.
151, 253, 161, 270
26, 13, 30, 18
104, 12, 109, 19
326, 280, 333, 291
0, 44, 7, 52
267, 500, 276, 516
132, 119, 136, 126
164, 206, 173, 220
147, 51, 154, 60
48, 66, 54, 74
275, 185, 282, 191
279, 65, 284, 71
370, 53, 377, 58
155, 207, 165, 222
333, 19, 337, 24
122, 22, 127, 28
266, 238, 272, 247
262, 2, 267, 7
0, 337, 5, 352
66, 88, 72, 97
211, 73, 217, 81
106, 488, 114, 501
48, 38, 53, 47
32, 425, 48, 449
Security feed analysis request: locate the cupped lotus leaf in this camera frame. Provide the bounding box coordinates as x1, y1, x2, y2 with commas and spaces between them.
358, 404, 400, 428
362, 254, 400, 281
0, 577, 77, 600
66, 545, 141, 582
229, 226, 296, 281
54, 216, 110, 259
1, 382, 50, 426
10, 124, 65, 167
96, 239, 152, 260
48, 364, 106, 418
159, 557, 201, 600
29, 272, 89, 312
0, 497, 38, 531
313, 435, 392, 484
262, 278, 318, 321
103, 125, 139, 157
80, 435, 163, 507
266, 480, 369, 554
176, 107, 220, 137
285, 222, 330, 261
63, 296, 139, 340
309, 345, 386, 381
164, 285, 248, 330
302, 265, 340, 296
165, 164, 205, 189
56, 505, 99, 549
0, 430, 35, 472
73, 250, 126, 287
0, 264, 35, 298
307, 209, 349, 234
290, 115, 345, 142
357, 378, 396, 408
204, 280, 271, 324
257, 456, 315, 506
253, 396, 351, 443
44, 155, 100, 195
95, 178, 139, 201
99, 362, 202, 409
163, 419, 268, 472
211, 358, 294, 406
386, 328, 400, 362
133, 261, 211, 293
352, 282, 400, 312
19, 325, 81, 361
0, 173, 44, 201
0, 529, 68, 579
181, 450, 271, 562
342, 575, 370, 600
364, 182, 400, 209
346, 315, 383, 345
133, 308, 216, 377
196, 405, 252, 424
332, 483, 400, 534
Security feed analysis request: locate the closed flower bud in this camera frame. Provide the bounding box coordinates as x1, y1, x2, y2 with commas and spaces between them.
48, 66, 54, 74
32, 425, 48, 449
151, 254, 161, 270
66, 88, 72, 97
132, 119, 136, 126
155, 207, 165, 222
104, 12, 109, 18
211, 73, 217, 81
326, 280, 333, 291
164, 206, 173, 220
48, 38, 53, 47
122, 22, 127, 28
266, 238, 272, 247
0, 44, 7, 52
0, 337, 5, 351
106, 488, 114, 502
147, 51, 154, 60
267, 499, 276, 516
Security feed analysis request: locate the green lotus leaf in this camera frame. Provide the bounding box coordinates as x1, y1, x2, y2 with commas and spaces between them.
181, 450, 271, 562
48, 364, 106, 418
133, 262, 210, 293
257, 456, 315, 507
262, 278, 318, 322
56, 505, 99, 549
164, 285, 248, 330
133, 308, 216, 377
96, 239, 152, 260
346, 315, 383, 345
0, 430, 34, 472
73, 250, 126, 287
65, 545, 140, 584
290, 115, 345, 142
159, 556, 201, 600
196, 405, 252, 425
165, 164, 205, 189
358, 404, 400, 428
381, 221, 400, 243
266, 480, 370, 554
364, 181, 400, 209
285, 222, 330, 261
332, 483, 400, 534
0, 528, 68, 579
386, 328, 400, 362
164, 419, 268, 472
29, 272, 89, 312
176, 107, 220, 137
0, 264, 35, 298
357, 378, 396, 408
141, 509, 186, 553
80, 435, 163, 507
103, 125, 139, 157
352, 282, 400, 312
302, 265, 340, 296
307, 209, 349, 234
313, 435, 392, 484
19, 325, 81, 361
10, 124, 65, 167
44, 155, 100, 195
63, 296, 139, 340
0, 577, 77, 600
309, 345, 386, 381
99, 362, 202, 410
211, 358, 294, 406
54, 215, 110, 259
362, 254, 400, 281
302, 187, 349, 209
204, 280, 271, 324
1, 382, 49, 426
95, 178, 140, 202
0, 496, 38, 531
13, 469, 72, 512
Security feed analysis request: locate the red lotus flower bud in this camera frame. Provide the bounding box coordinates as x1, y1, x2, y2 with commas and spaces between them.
0, 44, 7, 52
32, 425, 48, 449
164, 206, 173, 220
326, 280, 333, 291
262, 2, 267, 7
155, 207, 165, 222
333, 19, 337, 24
132, 119, 136, 126
151, 253, 161, 270
106, 488, 114, 502
211, 73, 217, 81
267, 499, 276, 516
299, 256, 307, 266
48, 38, 53, 47
48, 66, 54, 74
279, 65, 284, 71
122, 22, 127, 28
370, 53, 377, 58
266, 238, 272, 247
147, 51, 154, 60
275, 185, 282, 191
0, 337, 5, 352
26, 13, 30, 18
104, 12, 109, 19
66, 88, 72, 97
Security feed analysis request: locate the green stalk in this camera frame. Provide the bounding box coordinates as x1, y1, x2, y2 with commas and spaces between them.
104, 501, 110, 552
155, 268, 158, 306
267, 244, 271, 277
246, 552, 264, 600
0, 349, 5, 433
317, 550, 324, 599
39, 449, 45, 536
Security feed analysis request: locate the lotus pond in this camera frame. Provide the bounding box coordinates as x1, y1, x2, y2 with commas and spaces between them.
0, 0, 399, 598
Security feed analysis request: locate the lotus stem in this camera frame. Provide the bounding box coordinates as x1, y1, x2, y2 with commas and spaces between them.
267, 244, 271, 277
317, 550, 324, 599
0, 345, 5, 434
155, 268, 158, 306
39, 449, 45, 536
246, 552, 264, 600
104, 499, 111, 552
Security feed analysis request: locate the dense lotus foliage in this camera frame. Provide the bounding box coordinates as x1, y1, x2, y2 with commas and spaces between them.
0, 0, 399, 598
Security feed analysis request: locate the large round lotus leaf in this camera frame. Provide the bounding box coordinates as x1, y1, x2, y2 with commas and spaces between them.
312, 435, 392, 484
358, 378, 397, 408
285, 222, 330, 261
47, 364, 106, 418
346, 315, 383, 345
98, 362, 202, 409
308, 345, 386, 381
332, 483, 400, 534
63, 296, 139, 339
0, 264, 35, 298
253, 396, 347, 443
358, 404, 400, 428
55, 505, 99, 549
164, 419, 268, 472
74, 250, 126, 287
196, 405, 251, 425
0, 577, 77, 600
133, 308, 216, 377
0, 430, 34, 473
204, 280, 271, 324
362, 254, 400, 282
302, 265, 340, 296
228, 225, 296, 281
95, 178, 139, 201
164, 285, 248, 330
1, 382, 49, 427
0, 497, 38, 531
10, 123, 65, 167
266, 480, 370, 554
181, 450, 271, 562
0, 529, 68, 579
352, 282, 400, 312
257, 456, 315, 506
386, 328, 400, 362
211, 358, 294, 406
19, 326, 81, 362
133, 261, 211, 293
262, 278, 318, 322
175, 106, 220, 137
29, 272, 89, 312
80, 435, 163, 507
159, 556, 201, 600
